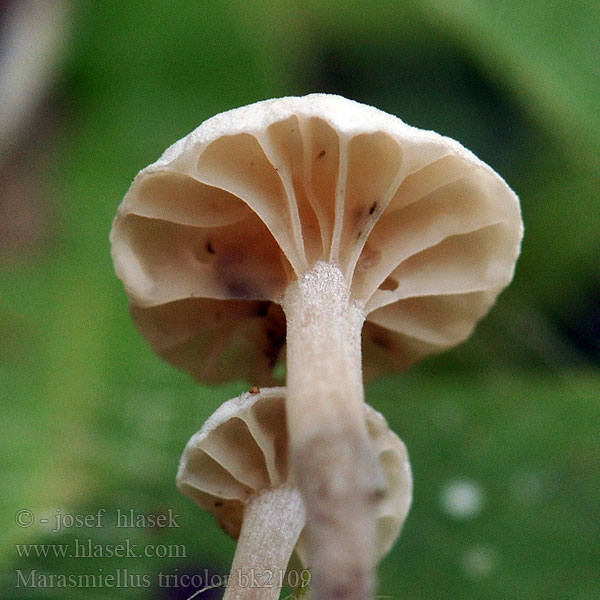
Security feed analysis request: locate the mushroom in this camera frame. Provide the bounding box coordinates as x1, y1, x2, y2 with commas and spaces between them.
177, 387, 412, 600
110, 94, 523, 600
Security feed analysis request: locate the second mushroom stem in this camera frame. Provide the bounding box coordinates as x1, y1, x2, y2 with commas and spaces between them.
282, 261, 384, 600
223, 485, 306, 600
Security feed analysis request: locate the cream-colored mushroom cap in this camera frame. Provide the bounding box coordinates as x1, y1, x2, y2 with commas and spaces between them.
111, 94, 523, 383
176, 387, 412, 563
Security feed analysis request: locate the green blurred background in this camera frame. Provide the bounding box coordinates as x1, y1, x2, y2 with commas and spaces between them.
1, 1, 598, 599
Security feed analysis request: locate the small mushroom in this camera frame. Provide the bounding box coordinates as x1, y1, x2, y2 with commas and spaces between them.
111, 94, 522, 600
177, 387, 412, 600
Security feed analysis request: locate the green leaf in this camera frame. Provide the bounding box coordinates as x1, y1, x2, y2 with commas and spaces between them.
419, 0, 600, 169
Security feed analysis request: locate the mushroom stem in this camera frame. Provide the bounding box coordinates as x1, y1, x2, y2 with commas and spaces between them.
223, 485, 306, 600
282, 261, 384, 600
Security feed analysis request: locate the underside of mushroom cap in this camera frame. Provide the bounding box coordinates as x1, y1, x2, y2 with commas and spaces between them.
176, 387, 412, 563
111, 94, 523, 383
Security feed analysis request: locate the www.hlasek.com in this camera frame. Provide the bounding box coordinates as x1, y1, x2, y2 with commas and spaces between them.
15, 538, 186, 559
15, 568, 312, 591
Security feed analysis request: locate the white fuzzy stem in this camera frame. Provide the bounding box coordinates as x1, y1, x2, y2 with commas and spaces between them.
282, 261, 384, 600
223, 486, 306, 600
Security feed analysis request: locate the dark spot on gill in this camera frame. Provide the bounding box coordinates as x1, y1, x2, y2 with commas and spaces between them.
255, 302, 270, 317
369, 202, 377, 215
372, 334, 391, 350
371, 487, 385, 503
218, 246, 257, 298
225, 279, 252, 298
214, 501, 223, 508
263, 306, 287, 368
317, 149, 326, 159
378, 277, 398, 291
331, 584, 354, 600
206, 241, 215, 254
